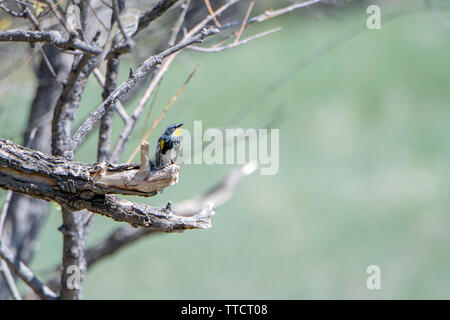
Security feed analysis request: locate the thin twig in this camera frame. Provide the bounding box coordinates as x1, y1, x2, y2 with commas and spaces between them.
126, 65, 199, 162
0, 191, 12, 236
109, 0, 240, 163
203, 0, 221, 27
220, 0, 322, 30
72, 27, 219, 156
0, 192, 17, 300
110, 58, 173, 163
0, 242, 58, 300
37, 44, 58, 78
98, 57, 120, 162
92, 68, 130, 123
224, 4, 414, 127
41, 0, 70, 34
112, 0, 129, 44
424, 0, 450, 30
0, 2, 23, 17
168, 0, 191, 47
140, 82, 162, 142
43, 162, 257, 291
89, 163, 257, 265
87, 0, 108, 31
189, 27, 282, 53
234, 0, 254, 44
0, 260, 22, 300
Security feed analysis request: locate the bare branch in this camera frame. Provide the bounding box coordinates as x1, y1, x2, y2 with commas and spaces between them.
189, 27, 282, 53
168, 0, 191, 47
111, 55, 173, 163
172, 162, 259, 216
234, 0, 255, 44
0, 2, 23, 17
203, 0, 221, 27
110, 0, 239, 163
83, 163, 258, 268
92, 68, 130, 123
71, 27, 219, 154
0, 138, 178, 198
0, 191, 12, 235
0, 260, 22, 300
220, 0, 322, 30
51, 54, 94, 158
85, 226, 153, 268
41, 0, 70, 34
0, 242, 58, 300
0, 138, 212, 231
137, 0, 180, 33
98, 57, 120, 162
0, 29, 102, 55
125, 66, 199, 163
0, 191, 21, 300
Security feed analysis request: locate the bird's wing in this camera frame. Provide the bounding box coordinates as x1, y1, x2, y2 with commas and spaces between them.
172, 140, 181, 162
155, 137, 162, 167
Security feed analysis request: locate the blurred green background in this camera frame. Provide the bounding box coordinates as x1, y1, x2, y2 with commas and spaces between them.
1, 0, 449, 299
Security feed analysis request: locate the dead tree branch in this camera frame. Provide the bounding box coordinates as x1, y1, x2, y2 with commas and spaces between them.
0, 138, 212, 231
86, 163, 258, 263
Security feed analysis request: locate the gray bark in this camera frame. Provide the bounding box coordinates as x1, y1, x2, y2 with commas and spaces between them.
0, 45, 71, 299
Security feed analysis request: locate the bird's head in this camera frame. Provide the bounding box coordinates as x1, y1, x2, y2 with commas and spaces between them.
163, 123, 183, 137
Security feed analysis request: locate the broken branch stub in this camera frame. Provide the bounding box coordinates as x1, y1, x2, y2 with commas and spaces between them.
92, 162, 179, 195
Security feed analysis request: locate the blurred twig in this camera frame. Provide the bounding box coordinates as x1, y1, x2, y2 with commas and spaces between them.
126, 65, 199, 163
0, 242, 58, 300
189, 26, 281, 53
224, 5, 428, 127
71, 27, 219, 155
424, 0, 450, 30
233, 0, 254, 44
0, 190, 21, 300
110, 0, 239, 162
203, 0, 221, 27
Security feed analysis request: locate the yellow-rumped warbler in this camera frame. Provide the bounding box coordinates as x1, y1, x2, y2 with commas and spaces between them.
153, 123, 183, 169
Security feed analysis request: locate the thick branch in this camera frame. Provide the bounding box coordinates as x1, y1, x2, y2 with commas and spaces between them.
0, 138, 178, 198
41, 162, 256, 294
85, 163, 257, 268
0, 139, 212, 231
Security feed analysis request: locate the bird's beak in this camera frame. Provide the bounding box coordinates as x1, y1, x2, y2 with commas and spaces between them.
174, 123, 183, 136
